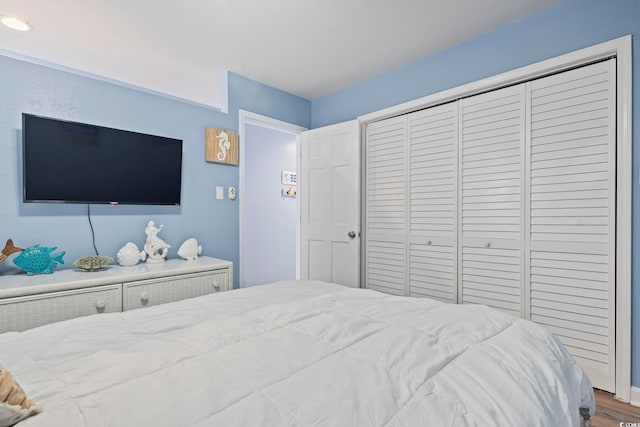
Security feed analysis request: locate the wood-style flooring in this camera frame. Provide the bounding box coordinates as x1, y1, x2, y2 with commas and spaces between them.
591, 390, 640, 427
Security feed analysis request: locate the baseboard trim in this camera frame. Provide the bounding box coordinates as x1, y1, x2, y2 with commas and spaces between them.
630, 386, 640, 407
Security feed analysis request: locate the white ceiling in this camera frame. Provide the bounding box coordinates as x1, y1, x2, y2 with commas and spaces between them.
0, 0, 564, 109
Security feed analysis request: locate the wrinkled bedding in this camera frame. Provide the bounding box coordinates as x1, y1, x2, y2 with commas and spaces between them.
0, 280, 594, 426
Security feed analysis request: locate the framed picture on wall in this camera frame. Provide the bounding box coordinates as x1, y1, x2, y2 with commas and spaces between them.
205, 127, 238, 165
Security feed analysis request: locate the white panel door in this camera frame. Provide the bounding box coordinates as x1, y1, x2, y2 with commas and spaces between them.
300, 120, 360, 287
527, 59, 616, 392
459, 85, 526, 317
365, 116, 407, 295
408, 103, 458, 302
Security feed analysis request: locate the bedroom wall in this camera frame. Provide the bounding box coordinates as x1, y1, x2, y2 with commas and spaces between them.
241, 124, 297, 287
0, 54, 311, 288
310, 0, 640, 389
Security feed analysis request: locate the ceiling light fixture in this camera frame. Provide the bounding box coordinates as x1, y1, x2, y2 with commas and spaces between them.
0, 16, 31, 31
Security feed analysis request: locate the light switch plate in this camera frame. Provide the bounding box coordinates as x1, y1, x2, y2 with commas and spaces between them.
281, 170, 297, 186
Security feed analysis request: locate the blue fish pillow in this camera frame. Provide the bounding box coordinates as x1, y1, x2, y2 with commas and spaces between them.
13, 245, 65, 275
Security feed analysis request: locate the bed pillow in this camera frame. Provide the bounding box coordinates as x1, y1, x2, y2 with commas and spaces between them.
0, 364, 41, 427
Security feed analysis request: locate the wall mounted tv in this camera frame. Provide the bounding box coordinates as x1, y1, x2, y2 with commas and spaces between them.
22, 114, 183, 205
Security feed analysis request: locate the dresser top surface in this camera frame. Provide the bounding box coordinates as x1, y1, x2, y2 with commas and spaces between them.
0, 256, 232, 298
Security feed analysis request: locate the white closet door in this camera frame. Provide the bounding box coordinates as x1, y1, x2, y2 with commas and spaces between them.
459, 85, 526, 317
408, 103, 458, 301
527, 59, 616, 392
365, 116, 407, 295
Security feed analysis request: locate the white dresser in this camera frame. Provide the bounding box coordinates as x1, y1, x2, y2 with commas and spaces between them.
0, 256, 232, 333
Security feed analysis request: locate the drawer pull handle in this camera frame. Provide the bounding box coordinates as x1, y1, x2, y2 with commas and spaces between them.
484, 242, 491, 248
96, 301, 107, 312
427, 240, 432, 245
140, 292, 149, 304
213, 284, 220, 291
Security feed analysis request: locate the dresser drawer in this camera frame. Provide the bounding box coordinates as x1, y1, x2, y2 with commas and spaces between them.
122, 270, 228, 311
0, 284, 122, 333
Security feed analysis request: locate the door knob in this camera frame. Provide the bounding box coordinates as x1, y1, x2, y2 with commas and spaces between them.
348, 231, 357, 239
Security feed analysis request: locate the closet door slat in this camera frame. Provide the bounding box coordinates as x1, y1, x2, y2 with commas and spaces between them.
527, 59, 616, 392
365, 116, 407, 295
459, 85, 525, 317
408, 103, 458, 302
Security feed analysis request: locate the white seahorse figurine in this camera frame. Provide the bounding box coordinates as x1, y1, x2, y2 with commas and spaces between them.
144, 220, 170, 264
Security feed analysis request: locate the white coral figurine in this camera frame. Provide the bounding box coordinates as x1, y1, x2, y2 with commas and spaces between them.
117, 242, 146, 266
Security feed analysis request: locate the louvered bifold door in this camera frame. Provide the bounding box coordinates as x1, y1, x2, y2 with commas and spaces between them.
527, 59, 616, 392
459, 85, 526, 317
407, 104, 458, 301
365, 116, 407, 295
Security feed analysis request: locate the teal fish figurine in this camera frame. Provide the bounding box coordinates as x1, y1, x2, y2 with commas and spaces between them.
13, 245, 65, 275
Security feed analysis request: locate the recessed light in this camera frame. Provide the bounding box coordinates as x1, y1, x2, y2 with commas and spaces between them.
1, 16, 31, 32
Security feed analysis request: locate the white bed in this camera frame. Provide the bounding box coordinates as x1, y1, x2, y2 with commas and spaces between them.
0, 280, 594, 426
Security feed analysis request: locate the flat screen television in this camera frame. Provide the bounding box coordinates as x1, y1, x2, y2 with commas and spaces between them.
22, 113, 183, 205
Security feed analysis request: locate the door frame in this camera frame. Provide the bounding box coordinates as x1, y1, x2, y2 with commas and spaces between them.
238, 110, 307, 288
359, 35, 633, 401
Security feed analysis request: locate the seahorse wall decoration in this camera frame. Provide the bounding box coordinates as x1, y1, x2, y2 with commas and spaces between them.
217, 131, 230, 161
205, 127, 239, 165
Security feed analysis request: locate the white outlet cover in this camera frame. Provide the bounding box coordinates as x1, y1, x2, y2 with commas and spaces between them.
216, 186, 224, 199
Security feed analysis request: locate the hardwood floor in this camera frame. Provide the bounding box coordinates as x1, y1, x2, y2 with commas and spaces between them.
590, 390, 640, 427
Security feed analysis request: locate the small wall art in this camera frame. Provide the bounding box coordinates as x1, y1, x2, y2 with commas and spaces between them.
205, 127, 238, 165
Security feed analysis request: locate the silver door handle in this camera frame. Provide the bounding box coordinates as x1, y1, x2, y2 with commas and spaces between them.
348, 231, 357, 239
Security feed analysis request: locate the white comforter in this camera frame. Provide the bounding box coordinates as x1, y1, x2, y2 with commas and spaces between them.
0, 280, 594, 427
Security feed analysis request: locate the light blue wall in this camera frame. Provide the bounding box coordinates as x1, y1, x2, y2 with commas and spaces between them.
311, 0, 640, 388
0, 55, 311, 288
312, 0, 639, 128
242, 124, 297, 287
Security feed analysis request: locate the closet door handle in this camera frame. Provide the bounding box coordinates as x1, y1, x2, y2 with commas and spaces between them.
347, 231, 357, 239
484, 242, 491, 248
427, 240, 432, 245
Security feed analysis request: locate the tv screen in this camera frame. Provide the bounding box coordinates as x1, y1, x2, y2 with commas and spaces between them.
22, 114, 183, 205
